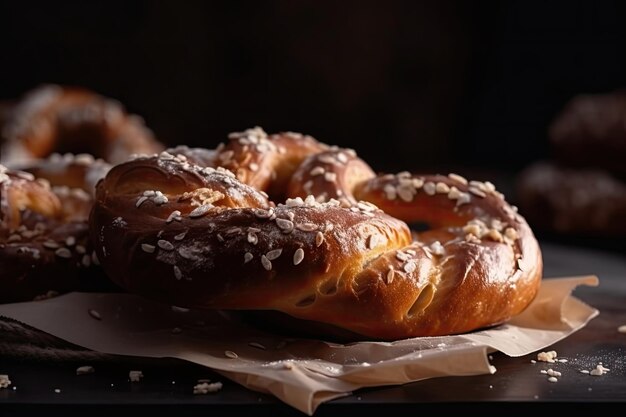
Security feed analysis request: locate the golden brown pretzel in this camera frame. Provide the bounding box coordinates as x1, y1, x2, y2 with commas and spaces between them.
90, 128, 542, 340
1, 85, 164, 166
0, 154, 111, 302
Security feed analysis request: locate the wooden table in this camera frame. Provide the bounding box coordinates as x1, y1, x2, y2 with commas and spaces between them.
1, 241, 625, 415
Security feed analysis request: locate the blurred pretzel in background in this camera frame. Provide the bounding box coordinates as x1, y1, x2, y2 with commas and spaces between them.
0, 85, 165, 302
0, 84, 163, 167
518, 90, 626, 237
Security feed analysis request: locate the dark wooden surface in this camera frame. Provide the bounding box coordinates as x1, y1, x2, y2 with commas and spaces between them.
1, 241, 625, 416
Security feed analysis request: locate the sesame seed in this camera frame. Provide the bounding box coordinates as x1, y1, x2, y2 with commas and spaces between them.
412, 177, 424, 188
504, 227, 518, 241
517, 258, 525, 271
456, 192, 471, 205
173, 266, 182, 280
310, 166, 325, 176
435, 182, 450, 194
248, 342, 266, 350
253, 208, 271, 219
88, 309, 102, 320
174, 231, 187, 241
43, 240, 60, 249
261, 255, 272, 271
318, 155, 337, 165
249, 162, 259, 172
547, 377, 558, 383
296, 223, 318, 232
217, 234, 224, 242
276, 218, 294, 232
396, 251, 410, 262
463, 224, 482, 237
153, 192, 168, 205
136, 196, 148, 207
81, 254, 91, 267
75, 245, 86, 254
469, 187, 486, 198
423, 182, 436, 195
490, 218, 504, 231
158, 240, 174, 251
76, 366, 95, 375
189, 205, 212, 218
447, 186, 461, 200
55, 247, 72, 259
336, 152, 348, 163
266, 248, 282, 260
166, 210, 182, 223
367, 235, 376, 249
65, 236, 76, 247
224, 350, 238, 359
448, 173, 468, 185
488, 229, 503, 242
244, 252, 253, 263
484, 181, 496, 193
225, 227, 242, 235
384, 184, 397, 200
404, 261, 417, 273
141, 243, 156, 253
429, 241, 445, 255
397, 186, 414, 202
324, 172, 337, 182
315, 231, 324, 247
247, 232, 258, 245
7, 234, 21, 242
386, 268, 395, 284
293, 248, 305, 265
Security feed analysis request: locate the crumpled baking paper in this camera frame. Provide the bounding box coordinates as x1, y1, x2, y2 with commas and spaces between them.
0, 275, 599, 414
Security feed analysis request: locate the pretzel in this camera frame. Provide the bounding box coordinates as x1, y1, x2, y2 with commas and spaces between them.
0, 154, 111, 302
0, 84, 163, 166
90, 128, 542, 340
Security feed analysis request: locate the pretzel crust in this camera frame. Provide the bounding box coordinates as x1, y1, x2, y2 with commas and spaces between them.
90, 128, 542, 340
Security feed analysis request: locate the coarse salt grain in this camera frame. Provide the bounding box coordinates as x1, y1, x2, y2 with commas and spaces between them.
536, 351, 557, 363
193, 382, 223, 394
76, 366, 95, 375
129, 370, 144, 382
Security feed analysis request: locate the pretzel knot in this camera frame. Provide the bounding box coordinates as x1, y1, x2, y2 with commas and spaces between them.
90, 127, 542, 340
1, 84, 163, 166
0, 154, 111, 302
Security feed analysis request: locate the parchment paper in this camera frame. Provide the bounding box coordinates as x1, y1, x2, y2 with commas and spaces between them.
0, 276, 599, 414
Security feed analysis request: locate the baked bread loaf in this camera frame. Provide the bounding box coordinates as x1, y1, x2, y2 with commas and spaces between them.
90, 127, 542, 340
0, 84, 163, 166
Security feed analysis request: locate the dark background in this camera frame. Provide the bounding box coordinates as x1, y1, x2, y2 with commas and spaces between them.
1, 0, 625, 174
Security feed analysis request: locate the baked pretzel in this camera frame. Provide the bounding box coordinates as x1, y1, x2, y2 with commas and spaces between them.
1, 85, 163, 166
0, 154, 111, 302
90, 128, 542, 340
